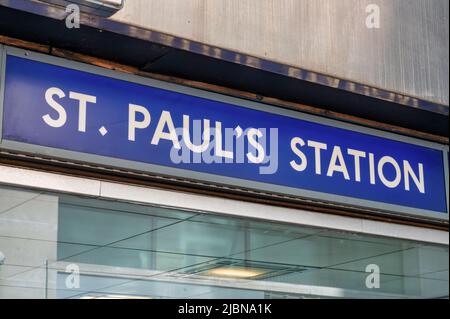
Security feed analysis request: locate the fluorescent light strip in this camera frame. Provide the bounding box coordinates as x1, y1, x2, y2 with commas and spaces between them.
206, 267, 266, 279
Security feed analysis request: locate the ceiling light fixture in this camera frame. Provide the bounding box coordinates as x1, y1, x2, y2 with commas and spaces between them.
206, 267, 267, 279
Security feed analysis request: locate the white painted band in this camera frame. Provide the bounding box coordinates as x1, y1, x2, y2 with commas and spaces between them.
0, 164, 448, 245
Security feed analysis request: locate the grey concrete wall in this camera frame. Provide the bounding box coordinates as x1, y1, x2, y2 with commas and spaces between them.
112, 0, 449, 106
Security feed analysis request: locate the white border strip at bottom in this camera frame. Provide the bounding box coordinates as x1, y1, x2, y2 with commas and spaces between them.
0, 164, 448, 245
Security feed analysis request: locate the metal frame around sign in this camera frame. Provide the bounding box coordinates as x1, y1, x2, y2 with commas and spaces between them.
0, 45, 448, 221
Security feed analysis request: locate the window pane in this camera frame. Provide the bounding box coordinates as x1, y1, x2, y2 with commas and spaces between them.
0, 185, 448, 299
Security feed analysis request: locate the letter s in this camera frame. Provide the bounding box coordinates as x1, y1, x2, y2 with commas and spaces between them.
290, 137, 307, 171
246, 128, 265, 164
42, 87, 67, 128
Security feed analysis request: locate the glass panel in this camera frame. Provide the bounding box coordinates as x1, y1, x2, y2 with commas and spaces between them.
0, 185, 448, 299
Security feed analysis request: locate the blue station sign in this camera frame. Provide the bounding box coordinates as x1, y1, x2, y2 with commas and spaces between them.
0, 46, 448, 220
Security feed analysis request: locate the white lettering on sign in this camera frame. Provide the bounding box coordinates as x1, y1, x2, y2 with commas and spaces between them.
43, 87, 67, 128
43, 87, 96, 132
290, 138, 425, 193
290, 137, 307, 172
128, 103, 151, 141
41, 86, 426, 193
151, 110, 181, 149
69, 91, 96, 132
347, 148, 366, 182
327, 146, 350, 180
